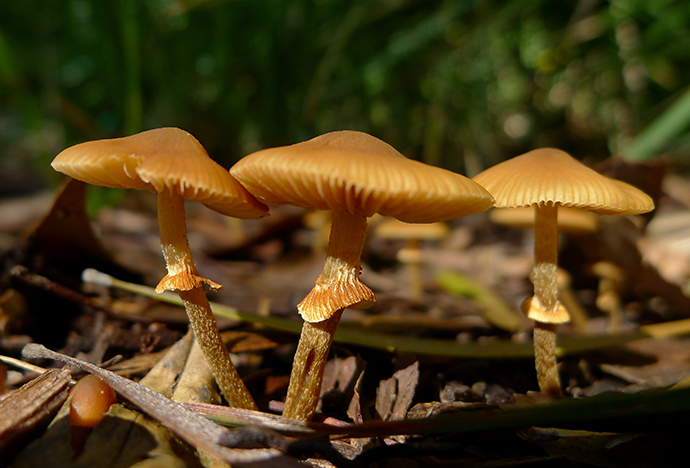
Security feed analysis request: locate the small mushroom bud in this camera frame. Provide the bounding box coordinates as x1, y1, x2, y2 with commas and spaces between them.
70, 374, 117, 428
69, 374, 117, 453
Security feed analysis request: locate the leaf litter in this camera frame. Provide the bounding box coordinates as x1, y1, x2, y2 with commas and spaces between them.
2, 158, 690, 466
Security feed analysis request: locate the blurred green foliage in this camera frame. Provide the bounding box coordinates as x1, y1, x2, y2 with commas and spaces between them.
1, 0, 689, 194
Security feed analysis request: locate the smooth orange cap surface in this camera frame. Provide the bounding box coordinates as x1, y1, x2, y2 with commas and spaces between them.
69, 374, 117, 428
473, 148, 654, 215
231, 130, 494, 223
52, 128, 268, 219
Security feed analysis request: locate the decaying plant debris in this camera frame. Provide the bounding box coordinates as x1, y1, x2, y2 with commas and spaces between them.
2, 153, 690, 467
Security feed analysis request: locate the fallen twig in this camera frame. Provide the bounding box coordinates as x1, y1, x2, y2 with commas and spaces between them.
21, 344, 299, 467
83, 268, 690, 359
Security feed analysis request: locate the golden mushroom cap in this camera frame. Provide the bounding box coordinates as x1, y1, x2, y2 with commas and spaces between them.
230, 130, 494, 223
51, 128, 268, 219
473, 148, 654, 215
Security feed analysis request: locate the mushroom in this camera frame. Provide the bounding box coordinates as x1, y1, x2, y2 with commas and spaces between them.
231, 130, 493, 421
303, 210, 332, 255
555, 268, 591, 334
473, 148, 653, 395
70, 374, 117, 428
587, 260, 627, 332
51, 128, 268, 409
69, 374, 117, 453
375, 218, 449, 302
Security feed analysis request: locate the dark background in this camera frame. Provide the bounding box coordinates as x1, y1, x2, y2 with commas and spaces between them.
2, 0, 689, 196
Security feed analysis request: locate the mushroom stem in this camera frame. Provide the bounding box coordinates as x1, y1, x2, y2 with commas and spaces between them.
284, 208, 373, 421
283, 309, 344, 421
155, 189, 257, 410
156, 190, 221, 292
533, 322, 560, 394
400, 238, 423, 302
532, 202, 563, 395
178, 288, 256, 409
320, 209, 367, 285
534, 203, 559, 312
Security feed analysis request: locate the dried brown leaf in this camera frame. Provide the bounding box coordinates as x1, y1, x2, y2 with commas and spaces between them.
137, 332, 192, 396
222, 330, 278, 353
390, 362, 419, 421
346, 362, 366, 425
0, 368, 71, 464
172, 337, 220, 405
599, 337, 690, 389
320, 355, 363, 416
12, 403, 203, 468
375, 377, 397, 421
22, 178, 125, 275
375, 361, 420, 422
520, 427, 657, 467
21, 344, 300, 467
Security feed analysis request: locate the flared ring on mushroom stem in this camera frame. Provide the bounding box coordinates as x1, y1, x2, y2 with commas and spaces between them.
297, 207, 375, 323
524, 202, 571, 325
